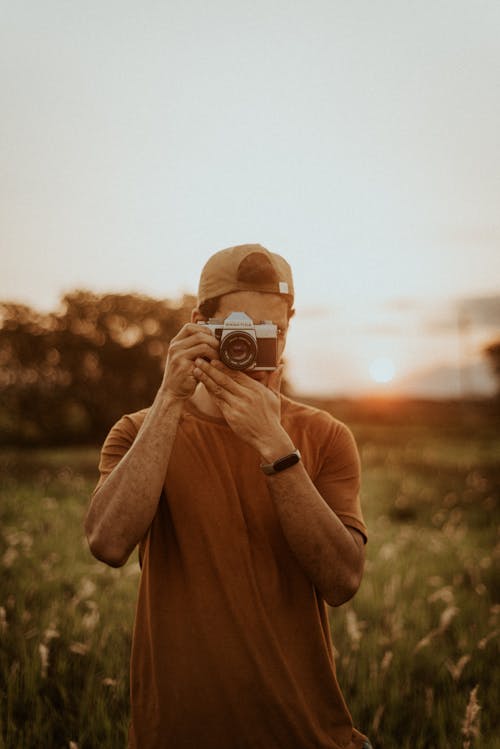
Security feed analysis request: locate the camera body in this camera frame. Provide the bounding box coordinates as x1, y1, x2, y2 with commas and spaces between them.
198, 311, 278, 371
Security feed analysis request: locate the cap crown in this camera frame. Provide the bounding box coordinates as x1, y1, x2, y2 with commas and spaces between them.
197, 244, 294, 307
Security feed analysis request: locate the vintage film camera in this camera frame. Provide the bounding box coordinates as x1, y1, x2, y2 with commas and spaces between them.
198, 312, 278, 371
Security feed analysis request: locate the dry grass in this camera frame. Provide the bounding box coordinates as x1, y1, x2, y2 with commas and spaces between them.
0, 420, 498, 748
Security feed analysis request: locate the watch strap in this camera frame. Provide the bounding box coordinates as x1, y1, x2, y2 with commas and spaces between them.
260, 448, 301, 475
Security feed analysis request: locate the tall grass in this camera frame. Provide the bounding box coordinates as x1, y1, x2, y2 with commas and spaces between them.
333, 423, 499, 748
0, 422, 498, 748
0, 449, 135, 748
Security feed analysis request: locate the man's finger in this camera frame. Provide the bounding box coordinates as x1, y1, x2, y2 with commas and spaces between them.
175, 323, 210, 339
173, 328, 219, 349
209, 360, 258, 387
194, 358, 241, 396
181, 342, 220, 362
193, 366, 230, 402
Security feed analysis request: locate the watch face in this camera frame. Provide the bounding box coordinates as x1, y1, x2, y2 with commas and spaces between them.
274, 451, 300, 472
261, 449, 301, 475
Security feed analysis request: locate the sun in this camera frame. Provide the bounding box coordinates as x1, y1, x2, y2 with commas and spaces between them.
369, 356, 396, 383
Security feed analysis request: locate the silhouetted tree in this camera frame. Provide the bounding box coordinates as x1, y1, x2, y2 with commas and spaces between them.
0, 291, 196, 445
484, 339, 500, 397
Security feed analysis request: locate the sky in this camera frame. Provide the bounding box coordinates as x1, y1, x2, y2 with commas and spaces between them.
1, 1, 499, 396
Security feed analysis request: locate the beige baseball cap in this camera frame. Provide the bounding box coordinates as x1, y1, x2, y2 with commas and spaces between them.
197, 243, 294, 307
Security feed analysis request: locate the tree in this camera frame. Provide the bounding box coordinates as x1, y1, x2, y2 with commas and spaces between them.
484, 339, 500, 397
0, 291, 196, 445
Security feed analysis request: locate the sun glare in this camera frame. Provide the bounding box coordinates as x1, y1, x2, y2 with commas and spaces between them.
369, 356, 396, 383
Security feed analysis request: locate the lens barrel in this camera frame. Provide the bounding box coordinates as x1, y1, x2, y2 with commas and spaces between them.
220, 331, 257, 370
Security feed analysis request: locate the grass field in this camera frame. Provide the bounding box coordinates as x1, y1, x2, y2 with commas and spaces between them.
0, 419, 498, 748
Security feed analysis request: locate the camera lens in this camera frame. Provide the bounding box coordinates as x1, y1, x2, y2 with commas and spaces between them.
220, 331, 257, 370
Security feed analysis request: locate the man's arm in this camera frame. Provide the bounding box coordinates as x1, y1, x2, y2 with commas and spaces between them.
84, 392, 184, 567
192, 358, 365, 606
84, 323, 219, 567
260, 458, 365, 607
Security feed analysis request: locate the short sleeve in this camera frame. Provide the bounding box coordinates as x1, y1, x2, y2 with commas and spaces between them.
93, 414, 142, 494
313, 420, 367, 542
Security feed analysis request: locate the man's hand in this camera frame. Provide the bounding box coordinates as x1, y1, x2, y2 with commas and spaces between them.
193, 359, 294, 457
193, 357, 365, 606
160, 324, 220, 400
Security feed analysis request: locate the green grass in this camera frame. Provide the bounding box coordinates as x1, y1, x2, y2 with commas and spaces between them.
0, 425, 498, 749
0, 449, 136, 749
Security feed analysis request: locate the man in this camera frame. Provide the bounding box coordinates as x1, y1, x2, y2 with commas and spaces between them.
85, 243, 371, 749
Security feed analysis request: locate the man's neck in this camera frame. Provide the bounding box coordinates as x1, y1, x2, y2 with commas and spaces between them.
189, 383, 225, 419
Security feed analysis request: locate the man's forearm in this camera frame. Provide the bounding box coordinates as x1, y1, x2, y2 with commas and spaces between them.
190, 357, 365, 605
84, 390, 185, 567
263, 460, 365, 607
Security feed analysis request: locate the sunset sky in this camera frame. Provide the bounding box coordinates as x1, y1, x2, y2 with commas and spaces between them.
1, 1, 499, 396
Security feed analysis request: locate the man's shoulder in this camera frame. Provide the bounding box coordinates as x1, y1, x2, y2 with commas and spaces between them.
280, 394, 350, 436
281, 395, 345, 426
109, 407, 150, 439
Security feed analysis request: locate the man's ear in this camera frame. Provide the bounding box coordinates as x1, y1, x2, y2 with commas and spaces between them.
191, 308, 205, 323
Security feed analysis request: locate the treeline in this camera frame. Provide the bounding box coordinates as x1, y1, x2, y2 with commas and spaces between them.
1, 291, 499, 446
0, 291, 196, 445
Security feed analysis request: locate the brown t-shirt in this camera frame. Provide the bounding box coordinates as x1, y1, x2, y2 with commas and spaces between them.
95, 394, 368, 749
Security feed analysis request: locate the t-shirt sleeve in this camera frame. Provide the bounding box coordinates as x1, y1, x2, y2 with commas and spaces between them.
313, 419, 367, 542
93, 414, 141, 494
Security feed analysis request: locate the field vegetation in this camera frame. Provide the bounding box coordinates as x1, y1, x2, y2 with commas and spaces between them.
0, 407, 498, 748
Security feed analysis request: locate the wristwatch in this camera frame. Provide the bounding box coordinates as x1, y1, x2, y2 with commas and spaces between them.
260, 449, 301, 475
